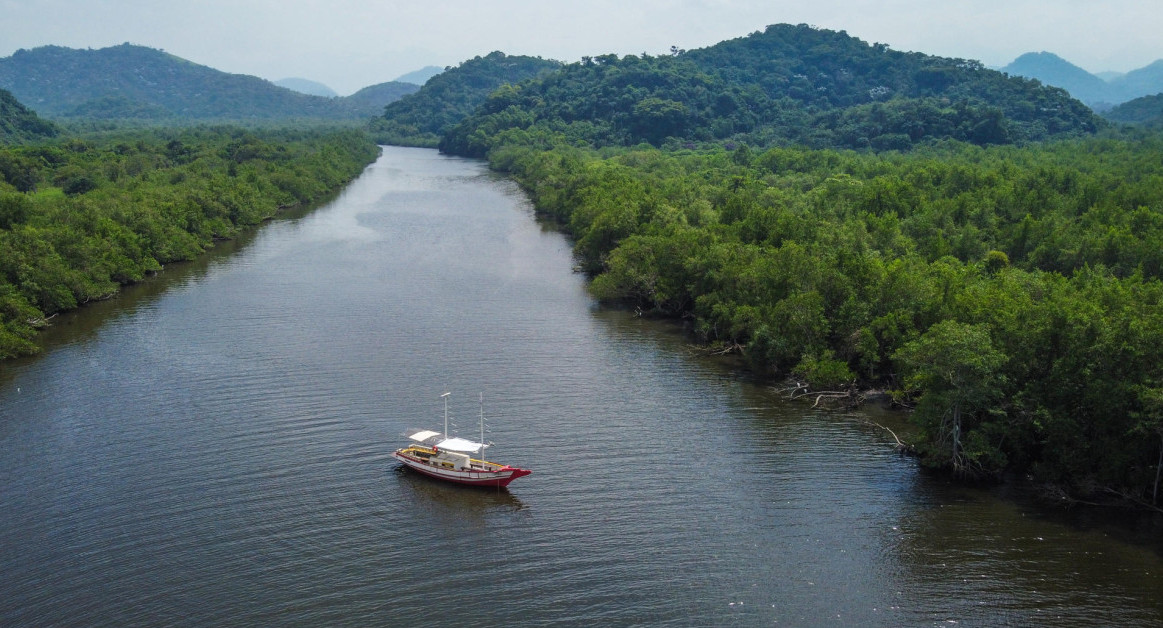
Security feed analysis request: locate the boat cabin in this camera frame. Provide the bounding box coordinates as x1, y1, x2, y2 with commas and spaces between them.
433, 449, 470, 470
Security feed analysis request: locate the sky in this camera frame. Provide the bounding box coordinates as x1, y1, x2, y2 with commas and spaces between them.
1, 0, 1160, 95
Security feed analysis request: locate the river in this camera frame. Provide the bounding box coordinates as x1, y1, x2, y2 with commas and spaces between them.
1, 146, 1160, 627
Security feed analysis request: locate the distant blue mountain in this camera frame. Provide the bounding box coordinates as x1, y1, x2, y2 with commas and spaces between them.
1002, 52, 1109, 105
1002, 51, 1163, 107
394, 66, 444, 85
1109, 60, 1163, 104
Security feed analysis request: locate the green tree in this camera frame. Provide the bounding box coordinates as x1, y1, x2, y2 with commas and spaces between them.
894, 320, 1008, 476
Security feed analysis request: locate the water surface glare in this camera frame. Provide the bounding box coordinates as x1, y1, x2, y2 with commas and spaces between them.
2, 147, 1161, 626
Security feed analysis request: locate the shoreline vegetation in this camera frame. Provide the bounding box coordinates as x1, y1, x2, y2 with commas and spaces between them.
475, 137, 1163, 512
0, 127, 380, 359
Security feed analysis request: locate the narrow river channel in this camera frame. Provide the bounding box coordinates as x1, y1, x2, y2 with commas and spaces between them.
1, 146, 1160, 626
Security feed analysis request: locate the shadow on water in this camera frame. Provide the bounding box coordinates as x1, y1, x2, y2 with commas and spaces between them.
391, 464, 528, 516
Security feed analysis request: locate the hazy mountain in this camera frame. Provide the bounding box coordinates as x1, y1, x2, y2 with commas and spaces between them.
0, 44, 377, 121
1001, 52, 1163, 107
344, 81, 420, 110
0, 88, 59, 143
394, 66, 444, 85
1103, 92, 1163, 125
1001, 52, 1109, 105
275, 77, 338, 97
1109, 60, 1163, 104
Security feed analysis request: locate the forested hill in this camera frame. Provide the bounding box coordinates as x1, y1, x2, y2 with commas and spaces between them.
1104, 93, 1163, 125
439, 24, 1102, 156
0, 44, 412, 121
370, 51, 562, 146
0, 89, 59, 143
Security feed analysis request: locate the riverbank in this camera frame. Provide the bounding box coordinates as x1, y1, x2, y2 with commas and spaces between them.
475, 138, 1163, 511
0, 128, 380, 358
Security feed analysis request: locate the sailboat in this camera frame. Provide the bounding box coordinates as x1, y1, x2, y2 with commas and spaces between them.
393, 393, 532, 488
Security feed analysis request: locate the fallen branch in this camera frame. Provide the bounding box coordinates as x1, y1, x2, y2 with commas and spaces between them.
869, 421, 915, 455
689, 342, 745, 356
786, 386, 866, 409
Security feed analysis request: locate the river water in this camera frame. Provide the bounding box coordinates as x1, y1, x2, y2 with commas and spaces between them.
1, 146, 1160, 627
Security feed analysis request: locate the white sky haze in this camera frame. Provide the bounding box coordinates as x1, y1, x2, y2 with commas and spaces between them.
1, 0, 1159, 95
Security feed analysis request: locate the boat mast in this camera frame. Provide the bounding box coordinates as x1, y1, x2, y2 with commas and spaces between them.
479, 392, 485, 457
441, 391, 451, 439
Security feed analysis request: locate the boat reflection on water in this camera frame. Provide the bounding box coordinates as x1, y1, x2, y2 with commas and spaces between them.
393, 464, 528, 515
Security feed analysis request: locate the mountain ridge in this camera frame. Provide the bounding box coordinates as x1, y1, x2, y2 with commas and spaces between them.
435, 24, 1101, 156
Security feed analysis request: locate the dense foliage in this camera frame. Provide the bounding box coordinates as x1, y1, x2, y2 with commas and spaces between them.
0, 44, 411, 121
476, 134, 1163, 506
440, 24, 1102, 156
370, 51, 562, 147
0, 89, 59, 144
0, 128, 379, 357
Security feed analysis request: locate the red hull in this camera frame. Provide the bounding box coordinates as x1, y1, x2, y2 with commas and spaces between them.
393, 450, 531, 488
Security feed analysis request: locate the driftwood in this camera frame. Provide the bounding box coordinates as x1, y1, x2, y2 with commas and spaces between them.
869, 421, 915, 455
687, 342, 745, 356
781, 380, 916, 454
782, 380, 865, 409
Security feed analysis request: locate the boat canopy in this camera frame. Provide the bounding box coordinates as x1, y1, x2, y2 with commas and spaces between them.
403, 428, 488, 453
